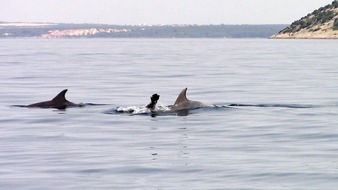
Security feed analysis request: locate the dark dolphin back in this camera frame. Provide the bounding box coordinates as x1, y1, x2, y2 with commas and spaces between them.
52, 89, 68, 103
27, 89, 77, 109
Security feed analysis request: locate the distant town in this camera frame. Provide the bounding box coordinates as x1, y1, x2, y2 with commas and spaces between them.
0, 22, 287, 38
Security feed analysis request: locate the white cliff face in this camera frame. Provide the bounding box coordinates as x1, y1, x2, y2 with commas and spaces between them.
41, 28, 131, 38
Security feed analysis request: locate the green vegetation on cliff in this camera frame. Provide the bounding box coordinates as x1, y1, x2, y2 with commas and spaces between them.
334, 18, 338, 30
273, 0, 338, 38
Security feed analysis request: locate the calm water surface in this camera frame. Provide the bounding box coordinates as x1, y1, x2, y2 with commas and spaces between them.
1, 39, 338, 189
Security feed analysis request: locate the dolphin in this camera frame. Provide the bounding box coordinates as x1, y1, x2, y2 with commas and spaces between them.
27, 89, 81, 109
171, 88, 208, 111
106, 88, 209, 116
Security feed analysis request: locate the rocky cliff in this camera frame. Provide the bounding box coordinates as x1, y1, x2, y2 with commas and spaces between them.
271, 1, 338, 39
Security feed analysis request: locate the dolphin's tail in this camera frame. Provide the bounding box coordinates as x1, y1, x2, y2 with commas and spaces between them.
146, 94, 160, 111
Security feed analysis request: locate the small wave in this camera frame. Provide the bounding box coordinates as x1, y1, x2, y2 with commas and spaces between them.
116, 106, 148, 114
82, 103, 110, 106
212, 105, 235, 109
105, 104, 232, 117
228, 103, 316, 109
10, 103, 108, 109
106, 104, 172, 115
11, 105, 27, 108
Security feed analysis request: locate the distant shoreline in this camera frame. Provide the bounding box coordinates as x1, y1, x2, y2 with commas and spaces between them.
0, 22, 287, 39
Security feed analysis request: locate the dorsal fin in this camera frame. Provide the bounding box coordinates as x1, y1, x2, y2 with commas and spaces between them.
174, 88, 189, 105
52, 89, 68, 102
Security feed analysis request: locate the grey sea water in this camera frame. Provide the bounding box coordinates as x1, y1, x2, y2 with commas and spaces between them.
1, 38, 338, 189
